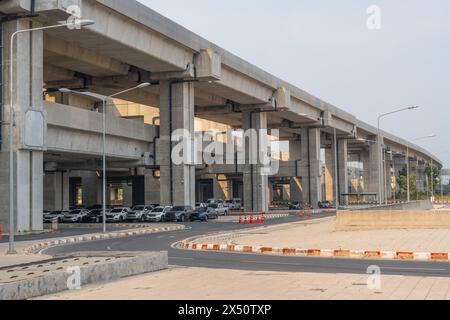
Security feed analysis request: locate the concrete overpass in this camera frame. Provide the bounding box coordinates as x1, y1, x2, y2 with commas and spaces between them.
0, 0, 441, 231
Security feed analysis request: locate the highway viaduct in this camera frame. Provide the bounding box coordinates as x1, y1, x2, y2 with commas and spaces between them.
0, 0, 442, 232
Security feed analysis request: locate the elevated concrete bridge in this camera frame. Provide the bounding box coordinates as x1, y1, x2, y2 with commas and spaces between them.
0, 0, 441, 231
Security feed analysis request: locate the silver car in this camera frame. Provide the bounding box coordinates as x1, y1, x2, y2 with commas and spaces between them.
43, 210, 70, 223
61, 209, 90, 223
106, 207, 131, 223
126, 205, 153, 222
146, 206, 171, 222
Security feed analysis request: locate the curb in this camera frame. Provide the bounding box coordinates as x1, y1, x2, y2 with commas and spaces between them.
179, 241, 450, 262
25, 225, 185, 254
0, 252, 168, 300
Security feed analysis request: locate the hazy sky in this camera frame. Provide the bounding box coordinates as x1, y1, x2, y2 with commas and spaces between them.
138, 0, 450, 167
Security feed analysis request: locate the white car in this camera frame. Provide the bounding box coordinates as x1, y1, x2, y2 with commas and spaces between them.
106, 207, 131, 223
43, 210, 70, 223
207, 203, 229, 216
126, 205, 153, 222
146, 206, 171, 222
224, 199, 242, 210
61, 209, 90, 223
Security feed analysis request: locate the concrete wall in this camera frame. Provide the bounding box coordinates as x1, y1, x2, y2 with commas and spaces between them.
336, 208, 450, 231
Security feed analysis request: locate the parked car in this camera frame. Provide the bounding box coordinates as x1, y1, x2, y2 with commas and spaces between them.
146, 206, 172, 222
207, 199, 224, 205
126, 205, 153, 222
289, 201, 311, 210
61, 209, 91, 223
224, 198, 242, 210
165, 206, 194, 222
85, 209, 111, 223
318, 201, 334, 209
43, 211, 69, 223
195, 202, 207, 209
106, 207, 131, 223
190, 206, 218, 222
207, 203, 229, 216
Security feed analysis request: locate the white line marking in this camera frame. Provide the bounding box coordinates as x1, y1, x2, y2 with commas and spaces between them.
382, 267, 446, 272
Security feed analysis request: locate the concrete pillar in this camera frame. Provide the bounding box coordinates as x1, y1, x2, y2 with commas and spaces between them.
325, 139, 348, 205
242, 110, 269, 213
123, 183, 133, 208
366, 137, 382, 201
213, 174, 230, 200
158, 81, 195, 207
0, 19, 44, 232
44, 171, 70, 211
80, 172, 100, 207
289, 140, 303, 203
145, 172, 160, 204
300, 128, 322, 208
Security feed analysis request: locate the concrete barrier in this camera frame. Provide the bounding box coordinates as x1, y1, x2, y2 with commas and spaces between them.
336, 210, 450, 231
0, 251, 168, 300
347, 200, 433, 211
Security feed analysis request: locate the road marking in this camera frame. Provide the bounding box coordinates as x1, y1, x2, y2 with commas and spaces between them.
240, 260, 304, 266
382, 267, 447, 272
171, 257, 195, 261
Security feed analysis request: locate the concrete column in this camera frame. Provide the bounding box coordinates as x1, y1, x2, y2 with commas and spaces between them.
213, 174, 230, 200
158, 81, 195, 207
366, 137, 382, 201
80, 172, 100, 207
300, 128, 322, 208
325, 139, 348, 205
0, 19, 44, 232
289, 140, 303, 203
145, 172, 160, 204
242, 110, 269, 213
44, 171, 70, 211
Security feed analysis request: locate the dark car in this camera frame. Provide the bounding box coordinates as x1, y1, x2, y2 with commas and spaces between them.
190, 206, 218, 222
165, 206, 193, 222
289, 201, 311, 210
318, 201, 334, 209
85, 209, 109, 223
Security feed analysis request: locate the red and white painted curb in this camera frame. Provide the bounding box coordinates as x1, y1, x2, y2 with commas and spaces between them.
179, 242, 450, 262
25, 225, 185, 254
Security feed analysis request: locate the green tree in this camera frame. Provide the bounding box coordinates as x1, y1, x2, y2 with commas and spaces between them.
397, 165, 417, 199
425, 164, 440, 192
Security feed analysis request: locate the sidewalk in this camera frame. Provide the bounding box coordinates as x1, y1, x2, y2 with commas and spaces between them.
36, 266, 450, 300
0, 223, 182, 268
198, 217, 450, 253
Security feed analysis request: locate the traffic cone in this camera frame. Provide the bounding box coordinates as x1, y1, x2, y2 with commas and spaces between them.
261, 213, 265, 225
0, 224, 2, 241
299, 210, 303, 221
256, 215, 261, 224
239, 215, 242, 224
244, 215, 248, 224
250, 214, 254, 225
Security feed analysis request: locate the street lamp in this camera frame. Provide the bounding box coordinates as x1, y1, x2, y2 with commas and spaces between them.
7, 19, 95, 255
60, 83, 150, 233
377, 106, 419, 205
406, 134, 436, 202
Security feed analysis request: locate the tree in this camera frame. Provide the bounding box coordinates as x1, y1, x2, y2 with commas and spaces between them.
397, 165, 417, 199
425, 164, 440, 192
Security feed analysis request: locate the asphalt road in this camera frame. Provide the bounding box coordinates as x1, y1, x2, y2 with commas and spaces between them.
41, 214, 450, 278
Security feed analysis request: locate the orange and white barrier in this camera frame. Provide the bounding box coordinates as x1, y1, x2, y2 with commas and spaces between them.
180, 241, 450, 262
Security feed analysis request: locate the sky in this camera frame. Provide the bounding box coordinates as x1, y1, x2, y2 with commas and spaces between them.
137, 0, 450, 167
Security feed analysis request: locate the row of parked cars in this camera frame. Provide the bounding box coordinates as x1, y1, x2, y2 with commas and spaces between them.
44, 200, 237, 224
288, 201, 335, 210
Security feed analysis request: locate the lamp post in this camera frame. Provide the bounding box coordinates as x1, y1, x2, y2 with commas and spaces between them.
60, 83, 150, 233
377, 106, 419, 205
7, 19, 95, 255
406, 134, 436, 202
